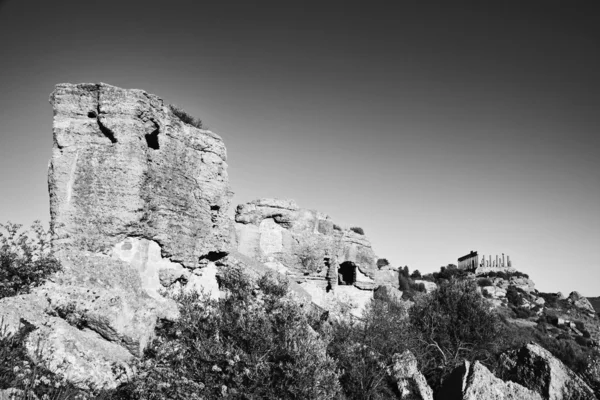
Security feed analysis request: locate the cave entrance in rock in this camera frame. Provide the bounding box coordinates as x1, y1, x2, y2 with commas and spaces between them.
338, 262, 356, 285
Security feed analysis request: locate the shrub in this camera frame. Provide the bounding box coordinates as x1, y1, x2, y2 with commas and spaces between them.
0, 221, 61, 299
376, 258, 390, 268
477, 278, 493, 287
410, 269, 422, 279
505, 285, 523, 308
328, 294, 410, 399
169, 105, 203, 129
119, 268, 341, 399
0, 324, 84, 399
296, 234, 330, 274
409, 279, 503, 390
349, 227, 364, 235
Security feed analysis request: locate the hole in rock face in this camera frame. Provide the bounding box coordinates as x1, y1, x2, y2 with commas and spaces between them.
200, 251, 228, 262
88, 111, 97, 118
210, 205, 220, 211
97, 119, 117, 144
338, 262, 357, 285
145, 129, 159, 150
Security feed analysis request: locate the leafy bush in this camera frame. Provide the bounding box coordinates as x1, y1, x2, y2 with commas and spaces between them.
376, 258, 390, 268
328, 294, 409, 399
0, 324, 86, 399
410, 269, 422, 279
296, 233, 330, 274
118, 267, 341, 399
349, 227, 364, 235
538, 292, 559, 308
478, 270, 529, 280
0, 221, 60, 300
409, 279, 503, 390
505, 285, 523, 308
431, 265, 468, 284
477, 278, 493, 287
169, 105, 203, 129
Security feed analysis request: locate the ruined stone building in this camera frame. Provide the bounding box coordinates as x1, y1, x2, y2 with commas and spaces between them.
458, 251, 479, 270
458, 250, 514, 272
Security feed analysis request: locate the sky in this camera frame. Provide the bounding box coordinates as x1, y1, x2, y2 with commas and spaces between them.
0, 1, 598, 295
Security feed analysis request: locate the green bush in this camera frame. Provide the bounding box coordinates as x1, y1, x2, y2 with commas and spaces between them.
328, 295, 409, 399
349, 227, 364, 235
118, 268, 341, 399
409, 279, 503, 390
410, 269, 421, 279
0, 221, 61, 300
0, 324, 86, 399
477, 278, 493, 287
169, 105, 203, 129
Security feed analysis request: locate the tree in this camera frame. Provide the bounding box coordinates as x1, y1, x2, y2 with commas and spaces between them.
328, 294, 410, 399
376, 258, 390, 269
409, 279, 503, 390
410, 269, 422, 279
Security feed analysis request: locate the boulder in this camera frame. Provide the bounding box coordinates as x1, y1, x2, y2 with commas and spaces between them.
568, 291, 596, 314
441, 360, 542, 400
0, 83, 234, 390
497, 342, 597, 400
388, 350, 433, 400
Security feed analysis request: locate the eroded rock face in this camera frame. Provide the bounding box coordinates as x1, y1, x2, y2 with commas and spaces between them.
497, 343, 597, 400
441, 360, 542, 400
389, 350, 433, 400
0, 83, 234, 390
568, 291, 596, 314
234, 198, 391, 315
49, 82, 233, 263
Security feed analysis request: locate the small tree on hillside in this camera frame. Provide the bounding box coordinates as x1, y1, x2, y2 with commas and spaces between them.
409, 279, 502, 390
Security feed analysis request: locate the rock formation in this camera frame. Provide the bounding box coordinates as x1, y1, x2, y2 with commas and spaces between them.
234, 198, 398, 314
389, 350, 434, 400
0, 83, 234, 390
568, 291, 596, 315
497, 342, 598, 400
441, 360, 542, 400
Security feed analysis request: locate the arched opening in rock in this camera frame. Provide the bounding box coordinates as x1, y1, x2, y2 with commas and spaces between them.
338, 261, 357, 285
145, 128, 160, 150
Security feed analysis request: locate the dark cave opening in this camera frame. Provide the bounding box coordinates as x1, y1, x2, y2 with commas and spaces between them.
145, 129, 160, 150
338, 262, 357, 285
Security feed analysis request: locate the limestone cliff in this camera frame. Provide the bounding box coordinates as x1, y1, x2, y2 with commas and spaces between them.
0, 83, 234, 390
234, 198, 398, 314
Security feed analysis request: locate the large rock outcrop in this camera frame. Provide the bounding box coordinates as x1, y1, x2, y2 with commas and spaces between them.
389, 350, 434, 400
0, 83, 234, 390
497, 342, 597, 400
234, 198, 397, 315
441, 360, 542, 400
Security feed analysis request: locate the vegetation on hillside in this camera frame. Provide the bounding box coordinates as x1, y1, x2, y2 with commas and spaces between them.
169, 105, 203, 129
1, 220, 599, 398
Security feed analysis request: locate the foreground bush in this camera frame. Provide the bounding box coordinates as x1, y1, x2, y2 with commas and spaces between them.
328, 291, 409, 399
118, 268, 341, 399
409, 279, 504, 390
0, 221, 60, 299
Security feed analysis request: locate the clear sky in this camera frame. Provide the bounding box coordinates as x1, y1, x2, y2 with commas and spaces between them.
0, 1, 598, 295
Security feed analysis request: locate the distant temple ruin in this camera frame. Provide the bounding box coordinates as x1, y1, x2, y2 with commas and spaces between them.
458, 250, 512, 271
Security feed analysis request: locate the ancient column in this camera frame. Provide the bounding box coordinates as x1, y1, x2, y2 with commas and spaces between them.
502, 253, 505, 267
507, 255, 511, 267
495, 255, 499, 268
